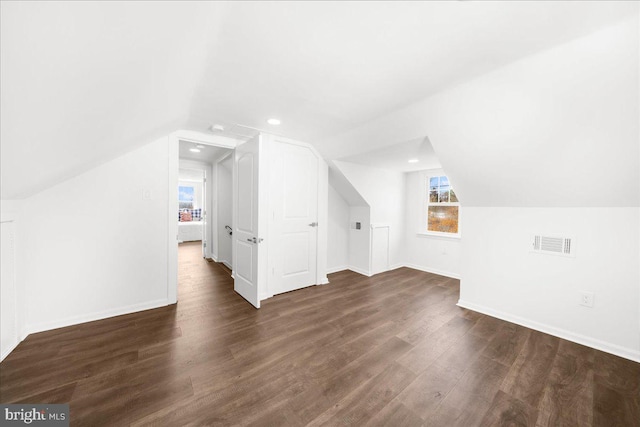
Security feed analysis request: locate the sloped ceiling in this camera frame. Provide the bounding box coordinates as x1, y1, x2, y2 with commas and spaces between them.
328, 164, 368, 208
0, 1, 221, 199
337, 137, 440, 173
322, 17, 640, 207
1, 1, 637, 199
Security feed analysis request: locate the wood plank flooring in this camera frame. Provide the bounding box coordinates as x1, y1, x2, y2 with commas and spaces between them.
1, 241, 638, 426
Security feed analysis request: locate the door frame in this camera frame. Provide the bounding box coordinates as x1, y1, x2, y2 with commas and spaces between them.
168, 130, 239, 304
215, 151, 234, 272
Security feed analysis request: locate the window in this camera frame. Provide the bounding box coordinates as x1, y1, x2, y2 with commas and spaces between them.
178, 186, 195, 209
426, 175, 460, 235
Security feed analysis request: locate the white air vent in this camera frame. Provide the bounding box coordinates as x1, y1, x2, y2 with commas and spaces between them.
531, 235, 573, 257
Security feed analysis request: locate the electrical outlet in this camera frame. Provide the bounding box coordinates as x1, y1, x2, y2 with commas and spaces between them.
579, 291, 594, 308
142, 189, 152, 200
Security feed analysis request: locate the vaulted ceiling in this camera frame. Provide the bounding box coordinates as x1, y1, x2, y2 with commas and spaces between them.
1, 1, 637, 199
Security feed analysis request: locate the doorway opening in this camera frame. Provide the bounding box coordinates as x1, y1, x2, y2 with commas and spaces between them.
168, 131, 239, 304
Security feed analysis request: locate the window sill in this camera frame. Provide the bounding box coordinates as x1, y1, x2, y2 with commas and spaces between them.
416, 231, 461, 240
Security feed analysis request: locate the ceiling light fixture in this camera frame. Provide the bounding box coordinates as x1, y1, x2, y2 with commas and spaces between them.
408, 159, 419, 163
209, 124, 225, 132
267, 118, 281, 125
190, 148, 201, 153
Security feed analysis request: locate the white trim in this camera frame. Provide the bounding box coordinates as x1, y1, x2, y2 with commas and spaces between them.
457, 299, 640, 363
416, 231, 461, 240
369, 224, 391, 276
326, 264, 458, 280
27, 298, 171, 336
168, 135, 179, 304
370, 223, 391, 229
174, 130, 239, 149
220, 260, 233, 271
403, 263, 461, 279
347, 266, 372, 277
326, 265, 349, 275
214, 153, 233, 265
1, 340, 20, 363
0, 217, 20, 362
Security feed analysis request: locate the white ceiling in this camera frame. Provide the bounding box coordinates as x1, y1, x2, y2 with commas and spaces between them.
179, 140, 232, 165
188, 1, 638, 145
338, 137, 440, 173
1, 1, 637, 198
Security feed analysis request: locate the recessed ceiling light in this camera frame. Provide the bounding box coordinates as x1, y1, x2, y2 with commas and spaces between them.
408, 159, 419, 163
267, 118, 281, 125
190, 148, 201, 153
209, 124, 225, 132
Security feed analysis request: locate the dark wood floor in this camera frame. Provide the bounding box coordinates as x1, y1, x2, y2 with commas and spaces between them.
1, 242, 638, 426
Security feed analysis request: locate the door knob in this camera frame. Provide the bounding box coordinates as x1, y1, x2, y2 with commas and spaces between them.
247, 237, 256, 243
308, 222, 318, 227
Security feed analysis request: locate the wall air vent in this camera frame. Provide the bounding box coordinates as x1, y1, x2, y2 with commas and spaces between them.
531, 235, 574, 257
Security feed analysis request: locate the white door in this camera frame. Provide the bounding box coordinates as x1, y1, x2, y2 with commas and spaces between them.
269, 138, 318, 295
233, 135, 265, 308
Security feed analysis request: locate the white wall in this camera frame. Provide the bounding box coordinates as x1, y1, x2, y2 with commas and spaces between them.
403, 169, 461, 279
1, 219, 18, 361
459, 208, 640, 361
327, 184, 349, 273
217, 156, 233, 268
348, 206, 371, 276
333, 161, 405, 271
0, 200, 26, 354
19, 136, 172, 333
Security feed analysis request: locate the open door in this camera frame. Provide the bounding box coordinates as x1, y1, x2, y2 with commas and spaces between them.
233, 134, 265, 308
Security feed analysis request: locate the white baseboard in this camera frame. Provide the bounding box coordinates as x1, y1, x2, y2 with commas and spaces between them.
327, 264, 459, 280
347, 266, 372, 277
457, 299, 640, 363
325, 265, 372, 277
402, 263, 461, 280
219, 260, 232, 270
1, 340, 21, 362
318, 276, 330, 285
326, 265, 349, 275
27, 298, 171, 336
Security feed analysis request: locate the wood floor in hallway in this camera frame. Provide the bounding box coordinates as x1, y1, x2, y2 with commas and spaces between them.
1, 241, 638, 426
